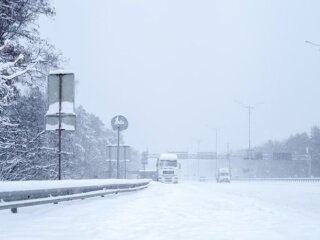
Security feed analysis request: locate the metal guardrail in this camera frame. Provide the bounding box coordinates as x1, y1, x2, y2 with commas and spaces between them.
0, 181, 150, 213
234, 178, 320, 182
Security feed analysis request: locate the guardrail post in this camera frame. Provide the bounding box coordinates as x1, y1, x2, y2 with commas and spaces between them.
11, 208, 17, 214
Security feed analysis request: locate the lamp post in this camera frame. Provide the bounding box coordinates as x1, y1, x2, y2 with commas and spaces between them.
215, 129, 218, 173
235, 100, 262, 160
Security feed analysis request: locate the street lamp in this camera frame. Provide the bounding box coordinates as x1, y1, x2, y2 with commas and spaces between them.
215, 129, 218, 173
305, 40, 320, 49
235, 100, 263, 160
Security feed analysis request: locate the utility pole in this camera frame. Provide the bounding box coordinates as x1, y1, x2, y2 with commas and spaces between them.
248, 105, 253, 160
306, 146, 312, 177
227, 142, 230, 169
215, 129, 218, 172
305, 40, 319, 177
197, 140, 201, 178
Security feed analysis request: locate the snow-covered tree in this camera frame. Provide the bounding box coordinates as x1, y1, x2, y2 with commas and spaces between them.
0, 88, 56, 180
256, 133, 309, 155
0, 93, 123, 180
0, 0, 59, 180
0, 0, 59, 118
62, 106, 118, 179
0, 1, 140, 180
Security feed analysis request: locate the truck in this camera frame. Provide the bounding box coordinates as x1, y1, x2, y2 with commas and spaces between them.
216, 168, 231, 183
157, 153, 179, 184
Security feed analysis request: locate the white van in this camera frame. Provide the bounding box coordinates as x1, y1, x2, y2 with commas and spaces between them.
216, 168, 231, 183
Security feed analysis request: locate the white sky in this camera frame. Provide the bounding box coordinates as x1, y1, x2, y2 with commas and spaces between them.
40, 0, 320, 153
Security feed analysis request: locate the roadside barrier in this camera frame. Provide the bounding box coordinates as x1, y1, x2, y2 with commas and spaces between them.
0, 180, 150, 213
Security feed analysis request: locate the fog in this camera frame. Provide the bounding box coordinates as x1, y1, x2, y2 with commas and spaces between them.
2, 2, 320, 238
40, 0, 320, 153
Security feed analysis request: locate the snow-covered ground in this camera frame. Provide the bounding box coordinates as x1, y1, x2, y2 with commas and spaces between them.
1, 181, 320, 240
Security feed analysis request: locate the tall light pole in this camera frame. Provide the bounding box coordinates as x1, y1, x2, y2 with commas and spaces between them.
304, 40, 318, 177
305, 40, 320, 49
248, 105, 253, 159
227, 142, 230, 170
197, 140, 201, 178
215, 129, 218, 172
235, 100, 262, 160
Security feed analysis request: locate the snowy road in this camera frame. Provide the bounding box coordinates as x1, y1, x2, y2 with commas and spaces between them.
1, 181, 320, 240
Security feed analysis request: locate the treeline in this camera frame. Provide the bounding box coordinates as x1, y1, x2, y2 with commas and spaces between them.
255, 126, 320, 176
0, 87, 123, 180
0, 1, 139, 180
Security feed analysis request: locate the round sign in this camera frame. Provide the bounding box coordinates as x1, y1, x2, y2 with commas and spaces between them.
111, 115, 128, 131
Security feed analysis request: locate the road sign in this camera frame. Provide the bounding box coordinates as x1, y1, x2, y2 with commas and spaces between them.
273, 152, 292, 161
45, 71, 76, 180
111, 115, 128, 179
47, 72, 75, 114
46, 114, 76, 131
106, 145, 131, 161
111, 115, 128, 131
46, 71, 76, 131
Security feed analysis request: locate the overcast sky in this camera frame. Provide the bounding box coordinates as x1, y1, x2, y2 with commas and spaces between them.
40, 0, 320, 154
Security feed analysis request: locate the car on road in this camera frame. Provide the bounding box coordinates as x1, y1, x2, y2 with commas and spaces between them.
199, 176, 209, 182
216, 168, 231, 183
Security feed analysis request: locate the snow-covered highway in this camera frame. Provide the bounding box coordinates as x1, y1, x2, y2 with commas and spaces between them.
1, 181, 320, 240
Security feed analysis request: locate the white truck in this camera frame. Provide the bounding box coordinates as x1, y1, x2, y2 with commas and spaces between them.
216, 168, 231, 183
157, 153, 179, 184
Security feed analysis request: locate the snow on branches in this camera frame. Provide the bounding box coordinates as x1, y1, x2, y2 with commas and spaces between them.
0, 0, 59, 118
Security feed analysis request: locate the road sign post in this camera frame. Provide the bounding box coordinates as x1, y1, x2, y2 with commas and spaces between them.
124, 146, 127, 179
141, 151, 148, 172
46, 71, 76, 180
117, 126, 120, 178
111, 115, 128, 179
106, 145, 130, 178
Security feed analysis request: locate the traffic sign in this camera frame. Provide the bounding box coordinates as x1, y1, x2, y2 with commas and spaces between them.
46, 71, 76, 131
111, 115, 129, 179
111, 115, 128, 131
47, 72, 75, 115
46, 114, 76, 131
